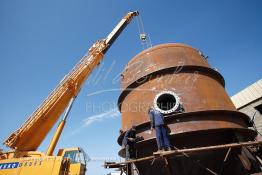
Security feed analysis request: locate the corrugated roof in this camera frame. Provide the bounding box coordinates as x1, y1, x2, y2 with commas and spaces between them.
231, 79, 262, 109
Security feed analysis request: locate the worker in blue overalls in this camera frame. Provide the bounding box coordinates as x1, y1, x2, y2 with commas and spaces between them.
148, 107, 172, 152
122, 125, 137, 160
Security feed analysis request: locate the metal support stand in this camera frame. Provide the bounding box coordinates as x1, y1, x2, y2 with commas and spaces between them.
219, 147, 232, 174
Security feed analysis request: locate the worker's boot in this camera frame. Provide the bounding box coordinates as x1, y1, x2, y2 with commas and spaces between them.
155, 149, 164, 154
166, 147, 172, 151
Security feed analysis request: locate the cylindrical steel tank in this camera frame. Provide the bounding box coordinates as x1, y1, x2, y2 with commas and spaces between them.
117, 43, 257, 175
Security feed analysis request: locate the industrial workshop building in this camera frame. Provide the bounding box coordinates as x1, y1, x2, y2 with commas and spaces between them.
231, 79, 262, 134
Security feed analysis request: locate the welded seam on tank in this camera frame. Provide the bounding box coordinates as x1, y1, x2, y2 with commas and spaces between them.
117, 110, 255, 146
129, 43, 199, 62
125, 110, 252, 131
117, 127, 257, 147
118, 65, 225, 110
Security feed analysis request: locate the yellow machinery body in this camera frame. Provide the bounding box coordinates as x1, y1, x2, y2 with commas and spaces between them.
0, 148, 86, 175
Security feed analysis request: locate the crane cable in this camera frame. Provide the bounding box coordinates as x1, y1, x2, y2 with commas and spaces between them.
136, 14, 152, 50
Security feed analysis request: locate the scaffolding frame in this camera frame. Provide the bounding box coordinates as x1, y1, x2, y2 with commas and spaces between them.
104, 141, 262, 175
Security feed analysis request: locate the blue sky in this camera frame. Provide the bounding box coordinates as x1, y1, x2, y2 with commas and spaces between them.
0, 0, 261, 174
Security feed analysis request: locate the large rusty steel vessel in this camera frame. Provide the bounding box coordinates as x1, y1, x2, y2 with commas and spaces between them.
116, 43, 262, 175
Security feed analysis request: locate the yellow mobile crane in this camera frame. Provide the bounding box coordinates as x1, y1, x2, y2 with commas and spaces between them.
0, 11, 139, 175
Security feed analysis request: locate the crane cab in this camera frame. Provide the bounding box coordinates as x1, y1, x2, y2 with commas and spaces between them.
58, 147, 88, 175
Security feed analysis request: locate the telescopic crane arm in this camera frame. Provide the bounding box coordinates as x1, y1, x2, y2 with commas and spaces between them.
4, 11, 139, 151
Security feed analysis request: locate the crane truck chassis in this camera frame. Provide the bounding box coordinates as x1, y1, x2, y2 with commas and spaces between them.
0, 11, 139, 175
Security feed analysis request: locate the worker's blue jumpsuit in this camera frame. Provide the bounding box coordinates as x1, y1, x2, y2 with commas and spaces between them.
122, 128, 136, 159
149, 109, 171, 150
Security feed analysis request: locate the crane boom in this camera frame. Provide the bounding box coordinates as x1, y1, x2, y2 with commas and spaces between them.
4, 11, 139, 151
